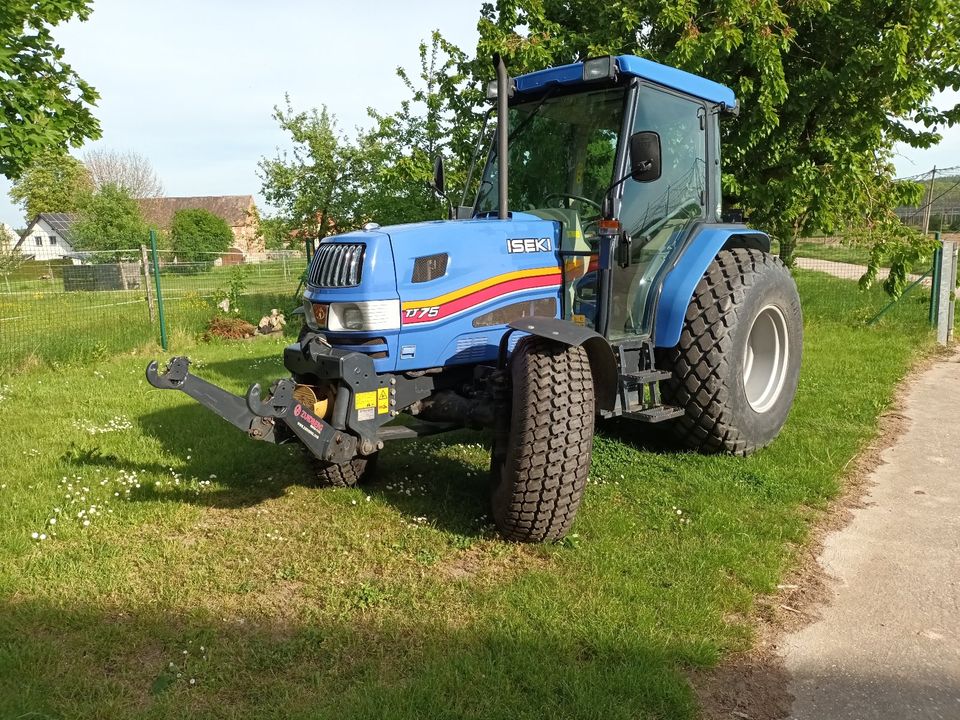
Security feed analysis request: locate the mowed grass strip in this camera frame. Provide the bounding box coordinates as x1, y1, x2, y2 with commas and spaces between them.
0, 270, 933, 719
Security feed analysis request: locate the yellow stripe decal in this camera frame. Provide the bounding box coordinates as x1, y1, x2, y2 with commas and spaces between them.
401, 266, 560, 311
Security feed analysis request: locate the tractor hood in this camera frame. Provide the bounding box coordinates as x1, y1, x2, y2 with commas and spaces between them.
380, 212, 561, 290
303, 213, 566, 373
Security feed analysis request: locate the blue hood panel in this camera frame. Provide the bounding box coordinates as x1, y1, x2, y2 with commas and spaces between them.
305, 216, 564, 373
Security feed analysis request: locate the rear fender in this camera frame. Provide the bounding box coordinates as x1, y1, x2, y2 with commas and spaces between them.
504, 317, 618, 411
653, 225, 770, 348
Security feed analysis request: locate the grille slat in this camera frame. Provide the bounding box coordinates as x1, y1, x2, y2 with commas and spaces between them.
310, 243, 365, 287
348, 246, 362, 284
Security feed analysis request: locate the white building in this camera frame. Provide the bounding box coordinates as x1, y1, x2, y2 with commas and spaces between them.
14, 214, 77, 260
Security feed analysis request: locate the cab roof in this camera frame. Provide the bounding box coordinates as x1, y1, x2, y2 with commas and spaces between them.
513, 55, 737, 110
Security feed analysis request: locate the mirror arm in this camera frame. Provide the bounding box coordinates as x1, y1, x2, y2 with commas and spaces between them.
600, 172, 634, 219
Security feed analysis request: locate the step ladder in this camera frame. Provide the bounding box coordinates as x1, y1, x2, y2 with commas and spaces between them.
612, 342, 684, 422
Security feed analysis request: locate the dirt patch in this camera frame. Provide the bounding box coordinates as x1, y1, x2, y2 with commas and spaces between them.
690, 352, 941, 720
438, 544, 549, 583
203, 316, 256, 340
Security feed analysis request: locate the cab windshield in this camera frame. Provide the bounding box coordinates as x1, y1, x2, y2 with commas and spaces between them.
476, 86, 626, 228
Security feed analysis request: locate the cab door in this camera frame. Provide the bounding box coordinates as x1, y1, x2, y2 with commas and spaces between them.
608, 86, 708, 340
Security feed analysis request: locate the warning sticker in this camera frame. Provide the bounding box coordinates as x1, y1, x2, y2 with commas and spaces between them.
377, 387, 390, 415
355, 391, 377, 410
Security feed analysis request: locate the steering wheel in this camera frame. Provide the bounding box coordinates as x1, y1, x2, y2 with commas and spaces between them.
544, 193, 602, 213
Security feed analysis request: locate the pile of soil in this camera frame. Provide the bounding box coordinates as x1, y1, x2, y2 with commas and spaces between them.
204, 315, 256, 340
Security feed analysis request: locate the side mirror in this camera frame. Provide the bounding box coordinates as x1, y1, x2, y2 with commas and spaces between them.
431, 155, 446, 196
629, 131, 661, 183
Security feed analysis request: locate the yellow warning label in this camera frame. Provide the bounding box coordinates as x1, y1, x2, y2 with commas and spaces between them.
572, 314, 586, 327
377, 387, 390, 415
355, 391, 377, 410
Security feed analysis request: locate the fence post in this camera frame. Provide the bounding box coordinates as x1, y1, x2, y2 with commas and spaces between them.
149, 230, 168, 351
929, 233, 942, 326
948, 243, 958, 343
140, 244, 156, 322
936, 237, 956, 346
922, 166, 938, 235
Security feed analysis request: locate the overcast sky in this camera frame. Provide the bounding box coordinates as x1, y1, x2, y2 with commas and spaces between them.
2, 1, 958, 227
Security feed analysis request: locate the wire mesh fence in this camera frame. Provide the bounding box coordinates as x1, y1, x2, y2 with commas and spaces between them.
895, 165, 960, 236
1, 217, 954, 378
0, 247, 305, 376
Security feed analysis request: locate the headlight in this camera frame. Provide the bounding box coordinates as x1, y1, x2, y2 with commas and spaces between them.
305, 299, 400, 331
325, 299, 400, 331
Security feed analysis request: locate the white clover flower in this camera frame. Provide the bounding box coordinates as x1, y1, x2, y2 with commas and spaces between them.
31, 532, 39, 539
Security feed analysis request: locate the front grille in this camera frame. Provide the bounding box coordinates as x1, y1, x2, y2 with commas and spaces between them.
309, 243, 364, 287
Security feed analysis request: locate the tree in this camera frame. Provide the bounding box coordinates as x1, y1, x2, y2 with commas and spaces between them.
356, 32, 475, 225
8, 152, 93, 220
0, 1, 101, 179
257, 215, 295, 251
84, 148, 164, 198
259, 99, 366, 243
69, 184, 148, 256
0, 242, 26, 293
169, 209, 234, 262
260, 35, 476, 238
471, 0, 960, 267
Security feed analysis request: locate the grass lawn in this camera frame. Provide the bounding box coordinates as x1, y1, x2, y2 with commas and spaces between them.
0, 271, 934, 719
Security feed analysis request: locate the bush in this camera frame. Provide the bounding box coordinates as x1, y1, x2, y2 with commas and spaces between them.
169, 209, 233, 262
70, 184, 148, 256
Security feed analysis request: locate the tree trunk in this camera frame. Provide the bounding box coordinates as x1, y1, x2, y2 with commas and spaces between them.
779, 231, 800, 268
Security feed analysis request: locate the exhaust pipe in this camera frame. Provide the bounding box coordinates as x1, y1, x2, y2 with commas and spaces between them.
494, 54, 510, 220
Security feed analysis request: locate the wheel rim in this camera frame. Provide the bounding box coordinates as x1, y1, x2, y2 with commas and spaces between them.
743, 304, 789, 414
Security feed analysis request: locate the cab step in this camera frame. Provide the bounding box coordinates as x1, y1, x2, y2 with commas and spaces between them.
621, 370, 672, 385
624, 405, 685, 422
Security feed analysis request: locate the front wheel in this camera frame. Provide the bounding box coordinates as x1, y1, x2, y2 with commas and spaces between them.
490, 337, 595, 542
309, 453, 378, 488
658, 248, 802, 456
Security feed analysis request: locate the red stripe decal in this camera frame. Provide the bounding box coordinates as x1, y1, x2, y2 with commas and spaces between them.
403, 272, 560, 325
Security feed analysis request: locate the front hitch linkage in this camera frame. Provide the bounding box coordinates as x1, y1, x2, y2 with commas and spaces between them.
146, 356, 357, 463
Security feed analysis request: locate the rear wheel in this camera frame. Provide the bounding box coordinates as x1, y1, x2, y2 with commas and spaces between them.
490, 337, 595, 542
658, 248, 802, 456
309, 453, 378, 488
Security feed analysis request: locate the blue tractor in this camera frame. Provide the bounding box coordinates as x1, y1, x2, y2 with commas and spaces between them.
148, 55, 802, 542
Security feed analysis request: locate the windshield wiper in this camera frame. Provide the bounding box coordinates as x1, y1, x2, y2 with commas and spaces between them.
508, 87, 558, 144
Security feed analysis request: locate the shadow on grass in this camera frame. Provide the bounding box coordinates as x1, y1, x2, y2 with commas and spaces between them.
597, 416, 683, 455
63, 401, 491, 537
0, 597, 706, 720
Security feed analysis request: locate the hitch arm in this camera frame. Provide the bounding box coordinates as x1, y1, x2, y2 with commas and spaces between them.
146, 357, 276, 441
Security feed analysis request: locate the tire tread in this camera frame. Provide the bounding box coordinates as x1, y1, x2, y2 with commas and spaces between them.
492, 337, 594, 542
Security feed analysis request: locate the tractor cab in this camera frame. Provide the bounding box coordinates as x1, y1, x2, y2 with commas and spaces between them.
475, 56, 729, 341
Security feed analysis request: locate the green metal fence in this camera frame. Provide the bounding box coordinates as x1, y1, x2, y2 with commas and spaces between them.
0, 242, 304, 376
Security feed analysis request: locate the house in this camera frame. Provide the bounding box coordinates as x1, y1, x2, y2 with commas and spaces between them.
138, 195, 264, 260
14, 214, 78, 261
